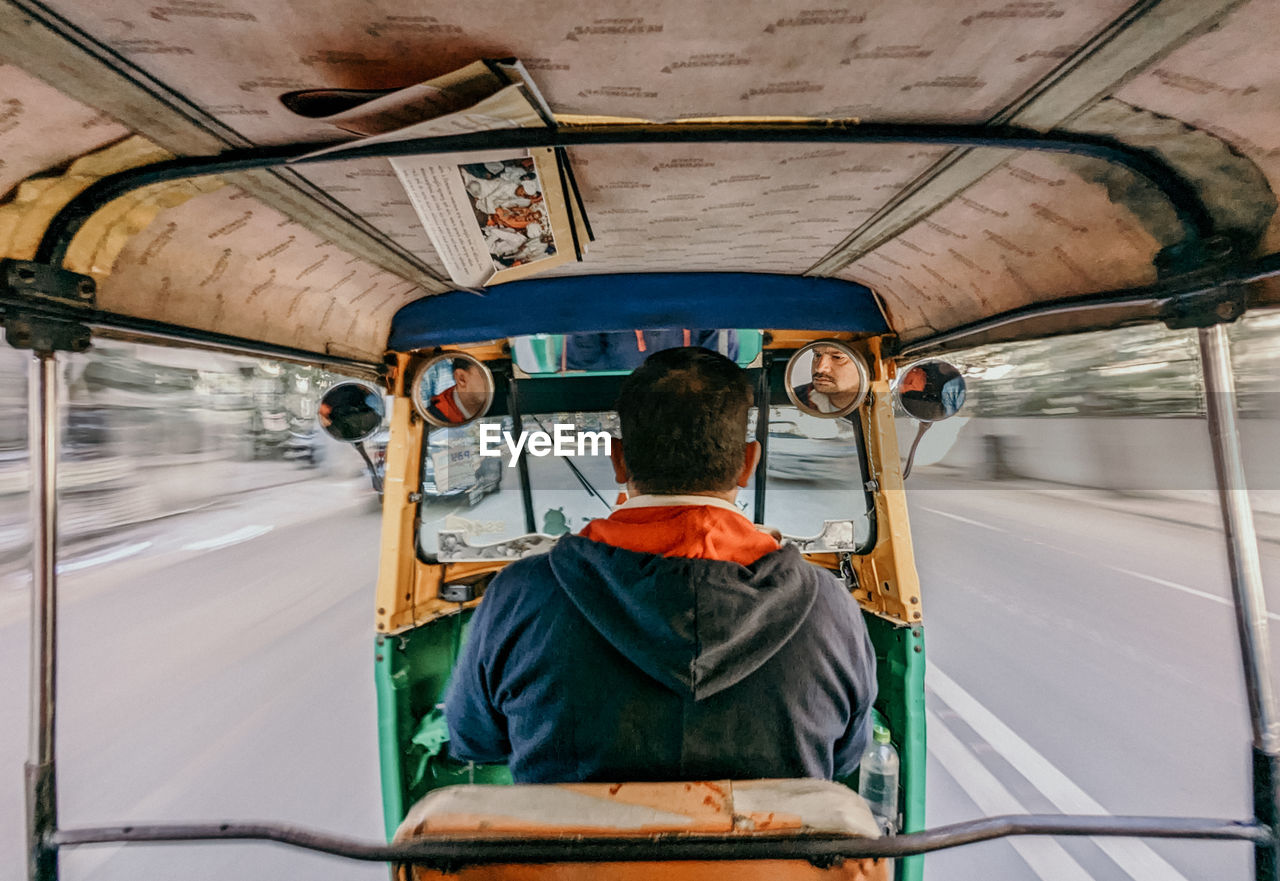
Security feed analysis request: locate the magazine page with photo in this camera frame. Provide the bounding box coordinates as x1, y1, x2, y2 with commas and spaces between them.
288, 59, 589, 287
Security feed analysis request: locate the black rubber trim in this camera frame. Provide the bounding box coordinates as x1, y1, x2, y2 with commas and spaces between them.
897, 251, 1280, 357
0, 294, 383, 374
35, 122, 1214, 267
50, 814, 1272, 868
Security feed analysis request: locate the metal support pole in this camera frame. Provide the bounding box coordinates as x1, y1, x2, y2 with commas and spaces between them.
507, 378, 536, 535
752, 363, 771, 524
25, 352, 59, 881
1197, 324, 1280, 880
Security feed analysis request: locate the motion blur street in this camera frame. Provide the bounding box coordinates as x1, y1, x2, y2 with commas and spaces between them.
0, 472, 387, 881
912, 472, 1273, 881
3, 320, 1280, 880
1, 465, 1275, 879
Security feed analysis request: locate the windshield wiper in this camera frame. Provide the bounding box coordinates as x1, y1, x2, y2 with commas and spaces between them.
531, 415, 613, 513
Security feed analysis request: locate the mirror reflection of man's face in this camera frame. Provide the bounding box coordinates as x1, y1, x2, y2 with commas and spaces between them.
810, 345, 860, 403
900, 367, 926, 393
452, 363, 486, 413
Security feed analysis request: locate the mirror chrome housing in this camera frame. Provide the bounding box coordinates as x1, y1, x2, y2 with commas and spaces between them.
893, 360, 966, 422
783, 339, 870, 419
317, 381, 386, 494
893, 360, 967, 480
411, 351, 495, 428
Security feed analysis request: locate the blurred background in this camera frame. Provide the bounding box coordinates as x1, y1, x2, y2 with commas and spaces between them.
908, 308, 1280, 496
0, 341, 364, 572
0, 312, 1278, 881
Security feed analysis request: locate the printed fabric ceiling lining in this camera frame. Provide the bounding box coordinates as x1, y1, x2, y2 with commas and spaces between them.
0, 0, 1278, 360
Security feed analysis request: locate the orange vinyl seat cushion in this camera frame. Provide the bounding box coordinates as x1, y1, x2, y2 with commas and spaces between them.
393, 779, 889, 881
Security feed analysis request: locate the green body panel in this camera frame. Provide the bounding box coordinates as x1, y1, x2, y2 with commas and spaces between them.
375, 601, 926, 878
865, 616, 927, 881
374, 610, 511, 840
373, 643, 405, 840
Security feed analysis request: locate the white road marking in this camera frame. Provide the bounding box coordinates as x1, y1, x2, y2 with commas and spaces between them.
57, 541, 152, 573
923, 500, 1276, 625
918, 506, 1008, 533
927, 708, 1097, 881
1108, 565, 1280, 622
1109, 566, 1230, 607
928, 662, 1191, 881
182, 524, 273, 551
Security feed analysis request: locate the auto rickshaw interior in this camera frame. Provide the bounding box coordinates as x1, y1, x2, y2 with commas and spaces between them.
358, 277, 930, 867
8, 0, 1280, 877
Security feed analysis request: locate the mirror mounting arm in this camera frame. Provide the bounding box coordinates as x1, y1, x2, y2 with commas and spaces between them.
354, 441, 384, 495
901, 422, 932, 481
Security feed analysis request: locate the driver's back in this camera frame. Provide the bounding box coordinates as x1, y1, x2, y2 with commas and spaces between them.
445, 529, 878, 782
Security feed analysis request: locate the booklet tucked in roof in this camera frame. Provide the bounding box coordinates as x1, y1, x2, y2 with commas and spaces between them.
289, 60, 590, 288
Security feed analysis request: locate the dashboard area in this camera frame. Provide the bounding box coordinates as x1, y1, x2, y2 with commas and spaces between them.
434, 518, 865, 563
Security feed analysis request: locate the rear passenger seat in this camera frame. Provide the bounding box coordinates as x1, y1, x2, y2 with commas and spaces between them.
393, 778, 888, 881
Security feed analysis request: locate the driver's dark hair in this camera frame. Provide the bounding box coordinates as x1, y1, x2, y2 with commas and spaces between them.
616, 346, 753, 494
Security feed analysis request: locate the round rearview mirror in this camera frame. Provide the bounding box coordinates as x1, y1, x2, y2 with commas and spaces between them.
784, 339, 870, 419
411, 351, 495, 428
317, 381, 385, 444
894, 360, 966, 422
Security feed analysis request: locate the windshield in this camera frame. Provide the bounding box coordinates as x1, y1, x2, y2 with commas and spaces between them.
512, 330, 763, 374
417, 402, 872, 556
764, 407, 873, 546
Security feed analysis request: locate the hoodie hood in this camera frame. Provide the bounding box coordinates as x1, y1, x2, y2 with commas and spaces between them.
578, 504, 779, 566
548, 534, 821, 700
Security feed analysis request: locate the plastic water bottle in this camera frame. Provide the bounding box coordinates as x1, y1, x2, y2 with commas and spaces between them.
857, 723, 900, 833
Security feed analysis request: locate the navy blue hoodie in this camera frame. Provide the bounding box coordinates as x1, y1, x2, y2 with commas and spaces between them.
444, 534, 878, 782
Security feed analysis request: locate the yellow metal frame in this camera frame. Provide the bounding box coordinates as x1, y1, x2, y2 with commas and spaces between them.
762, 329, 862, 349
852, 346, 924, 626
374, 345, 510, 634
374, 336, 924, 635
803, 340, 922, 626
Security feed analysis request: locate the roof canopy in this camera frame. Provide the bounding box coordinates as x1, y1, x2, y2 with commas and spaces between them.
388, 273, 886, 350
2, 0, 1279, 363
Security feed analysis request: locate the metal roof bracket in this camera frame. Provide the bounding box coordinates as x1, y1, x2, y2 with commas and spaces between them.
1159, 279, 1247, 330
0, 258, 94, 353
